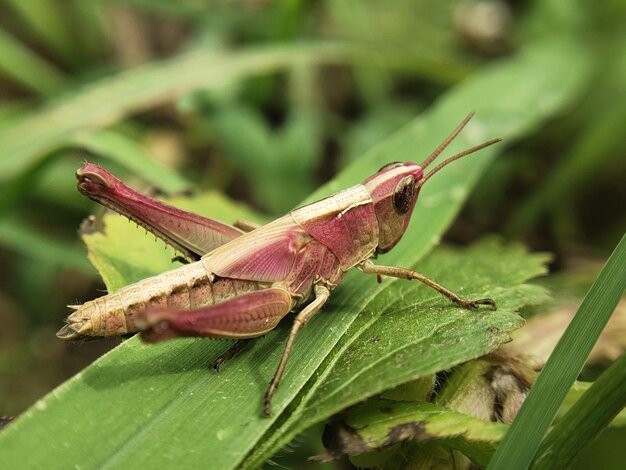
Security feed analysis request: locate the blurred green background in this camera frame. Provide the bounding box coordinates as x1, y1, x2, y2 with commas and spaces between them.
0, 0, 624, 467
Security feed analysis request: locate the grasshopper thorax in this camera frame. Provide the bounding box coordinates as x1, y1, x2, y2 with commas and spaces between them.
363, 112, 502, 254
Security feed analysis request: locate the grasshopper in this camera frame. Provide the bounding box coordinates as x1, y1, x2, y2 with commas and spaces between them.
58, 112, 500, 416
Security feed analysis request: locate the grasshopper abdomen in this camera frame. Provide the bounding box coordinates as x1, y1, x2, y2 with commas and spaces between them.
58, 262, 264, 339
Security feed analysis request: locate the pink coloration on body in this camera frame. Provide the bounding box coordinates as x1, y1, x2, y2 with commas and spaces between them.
139, 288, 293, 342
59, 112, 502, 416
76, 163, 243, 259
201, 217, 312, 283
292, 185, 378, 270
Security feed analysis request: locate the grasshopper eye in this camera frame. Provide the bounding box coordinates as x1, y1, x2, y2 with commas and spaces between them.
378, 162, 402, 172
393, 175, 415, 214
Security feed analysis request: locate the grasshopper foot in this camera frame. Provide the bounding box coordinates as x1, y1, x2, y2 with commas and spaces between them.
263, 380, 279, 417
466, 298, 497, 310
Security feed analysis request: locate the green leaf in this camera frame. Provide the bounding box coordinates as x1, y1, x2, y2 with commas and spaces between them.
245, 241, 548, 468
489, 232, 626, 470
84, 192, 264, 292
0, 37, 590, 469
314, 399, 508, 467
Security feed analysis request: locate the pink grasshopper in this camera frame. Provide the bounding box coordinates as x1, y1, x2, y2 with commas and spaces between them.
58, 112, 500, 416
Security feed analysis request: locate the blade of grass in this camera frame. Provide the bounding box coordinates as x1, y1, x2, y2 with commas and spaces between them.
0, 217, 93, 273
67, 0, 107, 61
488, 232, 626, 470
0, 28, 66, 96
0, 130, 189, 217
4, 0, 77, 64
0, 41, 472, 183
533, 350, 626, 469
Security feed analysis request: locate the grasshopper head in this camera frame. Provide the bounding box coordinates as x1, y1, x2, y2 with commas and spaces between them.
363, 112, 501, 253
363, 162, 423, 253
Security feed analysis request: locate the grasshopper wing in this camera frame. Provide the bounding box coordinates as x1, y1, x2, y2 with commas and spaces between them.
202, 217, 312, 283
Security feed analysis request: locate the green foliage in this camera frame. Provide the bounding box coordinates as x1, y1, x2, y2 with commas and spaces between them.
1, 1, 625, 468
0, 225, 547, 469
206, 103, 320, 213
535, 351, 626, 469
0, 42, 370, 182
0, 32, 587, 467
321, 399, 509, 467
489, 233, 626, 470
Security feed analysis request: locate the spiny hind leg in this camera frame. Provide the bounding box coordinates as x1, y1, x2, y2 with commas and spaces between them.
358, 260, 496, 310
76, 162, 244, 259
138, 287, 293, 342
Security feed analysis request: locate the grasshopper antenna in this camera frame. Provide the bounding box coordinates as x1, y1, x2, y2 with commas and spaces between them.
419, 111, 475, 170
417, 138, 502, 189
416, 112, 502, 190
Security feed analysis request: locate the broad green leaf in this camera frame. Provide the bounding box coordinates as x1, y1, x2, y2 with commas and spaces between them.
84, 192, 264, 291
489, 232, 626, 470
245, 241, 548, 468
0, 37, 590, 469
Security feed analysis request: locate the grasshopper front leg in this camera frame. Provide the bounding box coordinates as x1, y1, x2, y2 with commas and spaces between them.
358, 260, 496, 310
